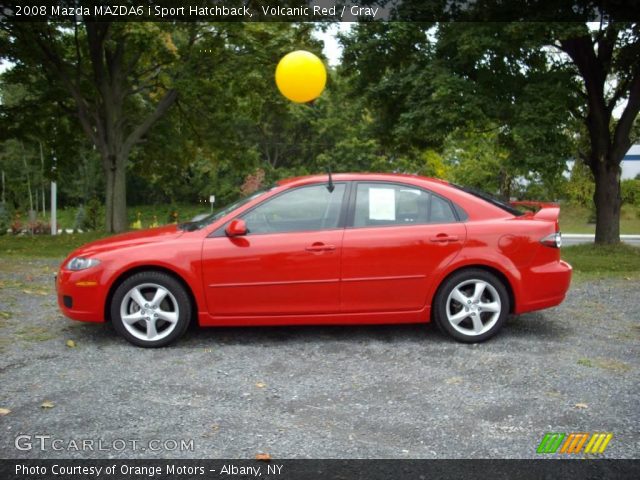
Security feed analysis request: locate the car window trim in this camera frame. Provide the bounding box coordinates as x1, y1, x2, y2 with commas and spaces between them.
209, 181, 351, 238
345, 180, 463, 229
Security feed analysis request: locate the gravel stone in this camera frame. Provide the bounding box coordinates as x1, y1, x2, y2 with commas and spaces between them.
0, 259, 638, 458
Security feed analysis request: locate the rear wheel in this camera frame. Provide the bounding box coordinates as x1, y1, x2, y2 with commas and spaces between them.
111, 271, 191, 347
433, 269, 509, 343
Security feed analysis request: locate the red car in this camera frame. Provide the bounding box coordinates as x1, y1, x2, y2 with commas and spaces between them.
56, 173, 572, 347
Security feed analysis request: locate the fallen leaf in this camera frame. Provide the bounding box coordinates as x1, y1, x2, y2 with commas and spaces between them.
0, 311, 11, 319
574, 403, 588, 409
211, 424, 220, 432
255, 382, 267, 388
255, 453, 271, 462
0, 408, 11, 416
41, 400, 55, 409
66, 339, 76, 348
445, 377, 463, 385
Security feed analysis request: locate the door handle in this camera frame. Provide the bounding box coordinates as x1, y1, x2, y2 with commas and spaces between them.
429, 234, 459, 243
305, 243, 336, 252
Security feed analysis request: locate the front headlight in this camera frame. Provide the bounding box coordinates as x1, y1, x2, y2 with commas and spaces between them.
66, 257, 101, 271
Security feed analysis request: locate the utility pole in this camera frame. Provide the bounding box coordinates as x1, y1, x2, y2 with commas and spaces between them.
39, 141, 46, 216
51, 150, 57, 236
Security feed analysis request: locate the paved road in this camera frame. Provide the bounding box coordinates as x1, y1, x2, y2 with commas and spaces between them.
562, 234, 640, 246
0, 259, 638, 459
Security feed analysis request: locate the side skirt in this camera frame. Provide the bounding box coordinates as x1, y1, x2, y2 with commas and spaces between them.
197, 307, 430, 327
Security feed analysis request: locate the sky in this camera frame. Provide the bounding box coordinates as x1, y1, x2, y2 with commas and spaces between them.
314, 22, 353, 66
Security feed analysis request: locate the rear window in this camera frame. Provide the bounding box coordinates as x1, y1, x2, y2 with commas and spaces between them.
451, 184, 524, 217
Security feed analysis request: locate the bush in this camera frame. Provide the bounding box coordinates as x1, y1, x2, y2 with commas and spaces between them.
621, 179, 640, 207
85, 197, 103, 230
28, 220, 51, 235
0, 203, 10, 236
565, 161, 594, 207
11, 212, 23, 234
587, 205, 597, 224
73, 205, 86, 232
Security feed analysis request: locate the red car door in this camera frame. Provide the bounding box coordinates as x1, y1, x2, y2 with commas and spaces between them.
341, 182, 466, 313
202, 183, 347, 318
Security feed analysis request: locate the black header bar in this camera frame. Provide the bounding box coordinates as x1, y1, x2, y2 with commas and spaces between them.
1, 1, 639, 22
1, 459, 640, 480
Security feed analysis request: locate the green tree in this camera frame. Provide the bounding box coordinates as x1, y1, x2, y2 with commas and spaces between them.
341, 22, 576, 197
342, 18, 639, 243
1, 21, 204, 232
545, 22, 640, 243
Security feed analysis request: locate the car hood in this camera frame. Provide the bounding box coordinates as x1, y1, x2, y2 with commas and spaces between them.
67, 225, 185, 259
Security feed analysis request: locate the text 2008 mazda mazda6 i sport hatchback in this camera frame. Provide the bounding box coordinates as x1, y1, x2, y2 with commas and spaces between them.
56, 173, 572, 347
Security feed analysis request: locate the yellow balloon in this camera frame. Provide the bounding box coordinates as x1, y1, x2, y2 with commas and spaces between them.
275, 50, 327, 103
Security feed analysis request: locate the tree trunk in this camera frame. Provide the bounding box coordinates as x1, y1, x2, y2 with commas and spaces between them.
104, 154, 128, 233
111, 163, 127, 233
591, 159, 621, 244
21, 143, 34, 213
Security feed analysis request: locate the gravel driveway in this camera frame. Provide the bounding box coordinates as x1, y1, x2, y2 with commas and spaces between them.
0, 258, 638, 459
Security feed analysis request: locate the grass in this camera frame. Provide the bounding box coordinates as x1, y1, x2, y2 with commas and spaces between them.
559, 204, 640, 234
577, 358, 593, 367
53, 203, 208, 231
1, 203, 211, 258
2, 203, 211, 258
15, 326, 57, 342
577, 357, 631, 372
2, 206, 639, 280
561, 243, 640, 277
0, 231, 109, 259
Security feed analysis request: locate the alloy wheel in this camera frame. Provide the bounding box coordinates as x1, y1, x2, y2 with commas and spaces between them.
119, 283, 180, 342
445, 279, 502, 336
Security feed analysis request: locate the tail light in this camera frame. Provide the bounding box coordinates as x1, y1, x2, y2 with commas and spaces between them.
540, 232, 562, 248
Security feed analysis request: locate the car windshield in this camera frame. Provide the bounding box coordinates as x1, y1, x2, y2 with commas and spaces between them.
179, 187, 274, 231
451, 184, 524, 217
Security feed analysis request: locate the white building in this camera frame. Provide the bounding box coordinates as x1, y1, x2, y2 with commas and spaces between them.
565, 144, 640, 180
622, 144, 640, 180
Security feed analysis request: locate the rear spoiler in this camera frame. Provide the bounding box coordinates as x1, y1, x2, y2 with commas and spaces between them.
510, 201, 560, 222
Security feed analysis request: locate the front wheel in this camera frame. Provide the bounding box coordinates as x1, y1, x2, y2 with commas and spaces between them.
433, 269, 510, 343
111, 271, 192, 347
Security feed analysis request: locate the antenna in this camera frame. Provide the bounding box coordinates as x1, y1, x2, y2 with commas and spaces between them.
326, 165, 335, 193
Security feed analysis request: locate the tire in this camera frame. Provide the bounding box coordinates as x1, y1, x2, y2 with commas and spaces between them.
433, 269, 510, 343
110, 271, 192, 347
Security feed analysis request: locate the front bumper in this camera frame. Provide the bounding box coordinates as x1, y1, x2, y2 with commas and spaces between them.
56, 268, 108, 322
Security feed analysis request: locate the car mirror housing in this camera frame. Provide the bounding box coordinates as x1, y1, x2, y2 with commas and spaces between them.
226, 218, 247, 237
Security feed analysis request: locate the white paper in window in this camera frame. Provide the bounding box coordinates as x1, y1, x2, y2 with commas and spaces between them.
369, 188, 396, 220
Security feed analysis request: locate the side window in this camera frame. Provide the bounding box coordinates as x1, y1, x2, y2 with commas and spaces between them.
430, 194, 457, 223
353, 183, 429, 227
243, 184, 346, 234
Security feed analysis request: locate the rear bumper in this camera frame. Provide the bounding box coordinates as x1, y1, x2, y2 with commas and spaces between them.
56, 269, 108, 323
515, 260, 572, 314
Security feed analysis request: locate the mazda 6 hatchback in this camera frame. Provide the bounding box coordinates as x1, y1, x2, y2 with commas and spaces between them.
56, 173, 572, 347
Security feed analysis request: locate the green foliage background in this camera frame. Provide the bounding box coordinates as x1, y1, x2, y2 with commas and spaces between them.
0, 22, 638, 232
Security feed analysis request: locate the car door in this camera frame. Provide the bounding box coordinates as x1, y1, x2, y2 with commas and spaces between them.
202, 183, 347, 317
341, 182, 466, 313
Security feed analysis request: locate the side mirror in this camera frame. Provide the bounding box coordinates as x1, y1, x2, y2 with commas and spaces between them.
226, 218, 247, 237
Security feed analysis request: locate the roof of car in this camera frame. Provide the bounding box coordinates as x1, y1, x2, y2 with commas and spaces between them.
274, 173, 515, 220
276, 172, 449, 186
